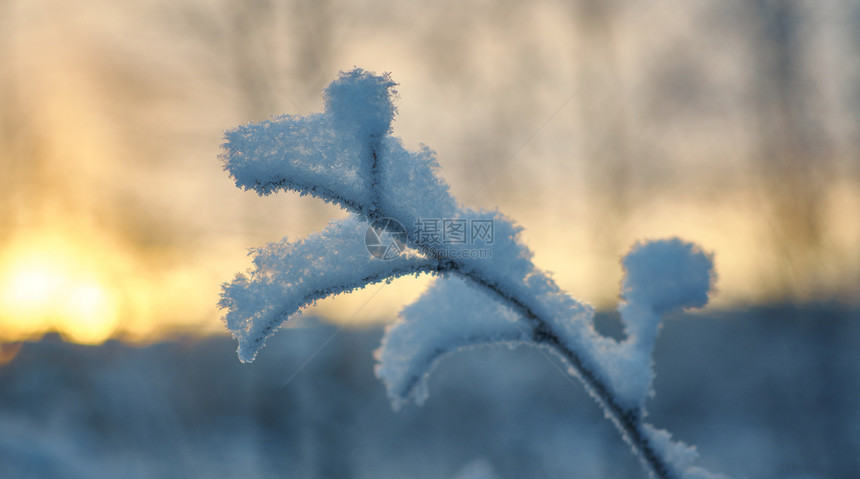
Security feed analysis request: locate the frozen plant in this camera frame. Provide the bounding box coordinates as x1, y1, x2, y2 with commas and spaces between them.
219, 68, 725, 479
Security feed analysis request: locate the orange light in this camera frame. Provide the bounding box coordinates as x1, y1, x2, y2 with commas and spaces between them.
0, 235, 120, 344
0, 343, 22, 366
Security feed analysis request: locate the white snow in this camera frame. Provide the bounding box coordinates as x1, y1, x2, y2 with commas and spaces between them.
374, 276, 530, 409
219, 68, 723, 478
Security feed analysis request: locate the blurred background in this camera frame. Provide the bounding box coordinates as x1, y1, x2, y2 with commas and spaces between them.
1, 0, 859, 477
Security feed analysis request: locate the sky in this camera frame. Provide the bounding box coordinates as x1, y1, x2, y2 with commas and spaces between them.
1, 0, 859, 345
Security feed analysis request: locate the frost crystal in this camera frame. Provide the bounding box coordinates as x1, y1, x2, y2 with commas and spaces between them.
219, 68, 724, 479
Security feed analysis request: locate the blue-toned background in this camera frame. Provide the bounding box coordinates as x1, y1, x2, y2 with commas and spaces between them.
2, 307, 857, 478
1, 0, 859, 477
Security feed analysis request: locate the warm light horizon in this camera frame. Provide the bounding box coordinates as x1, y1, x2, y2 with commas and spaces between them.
2, 0, 858, 346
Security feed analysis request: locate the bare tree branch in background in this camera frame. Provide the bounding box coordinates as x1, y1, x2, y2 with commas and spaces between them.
290, 0, 334, 102
570, 0, 633, 270
0, 0, 37, 240
749, 0, 829, 297
228, 0, 277, 121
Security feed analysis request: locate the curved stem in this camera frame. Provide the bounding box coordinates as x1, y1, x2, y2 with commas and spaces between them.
453, 268, 671, 479
366, 209, 672, 479
368, 139, 381, 214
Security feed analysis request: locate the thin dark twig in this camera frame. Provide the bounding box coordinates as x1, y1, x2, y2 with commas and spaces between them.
362, 209, 671, 479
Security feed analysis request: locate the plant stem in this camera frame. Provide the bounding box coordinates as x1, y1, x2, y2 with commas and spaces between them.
369, 209, 672, 479
460, 270, 671, 479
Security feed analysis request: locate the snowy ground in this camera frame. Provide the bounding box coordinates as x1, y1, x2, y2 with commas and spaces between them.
0, 305, 857, 479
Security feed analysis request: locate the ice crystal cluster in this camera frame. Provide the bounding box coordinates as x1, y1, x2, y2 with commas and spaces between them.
219, 68, 724, 479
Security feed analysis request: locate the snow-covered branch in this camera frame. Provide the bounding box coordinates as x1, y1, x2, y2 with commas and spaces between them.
375, 277, 532, 409
219, 216, 442, 363
219, 68, 725, 479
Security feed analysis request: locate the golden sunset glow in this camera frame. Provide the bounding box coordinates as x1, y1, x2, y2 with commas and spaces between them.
0, 229, 230, 345
1, 0, 859, 351
0, 235, 119, 344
